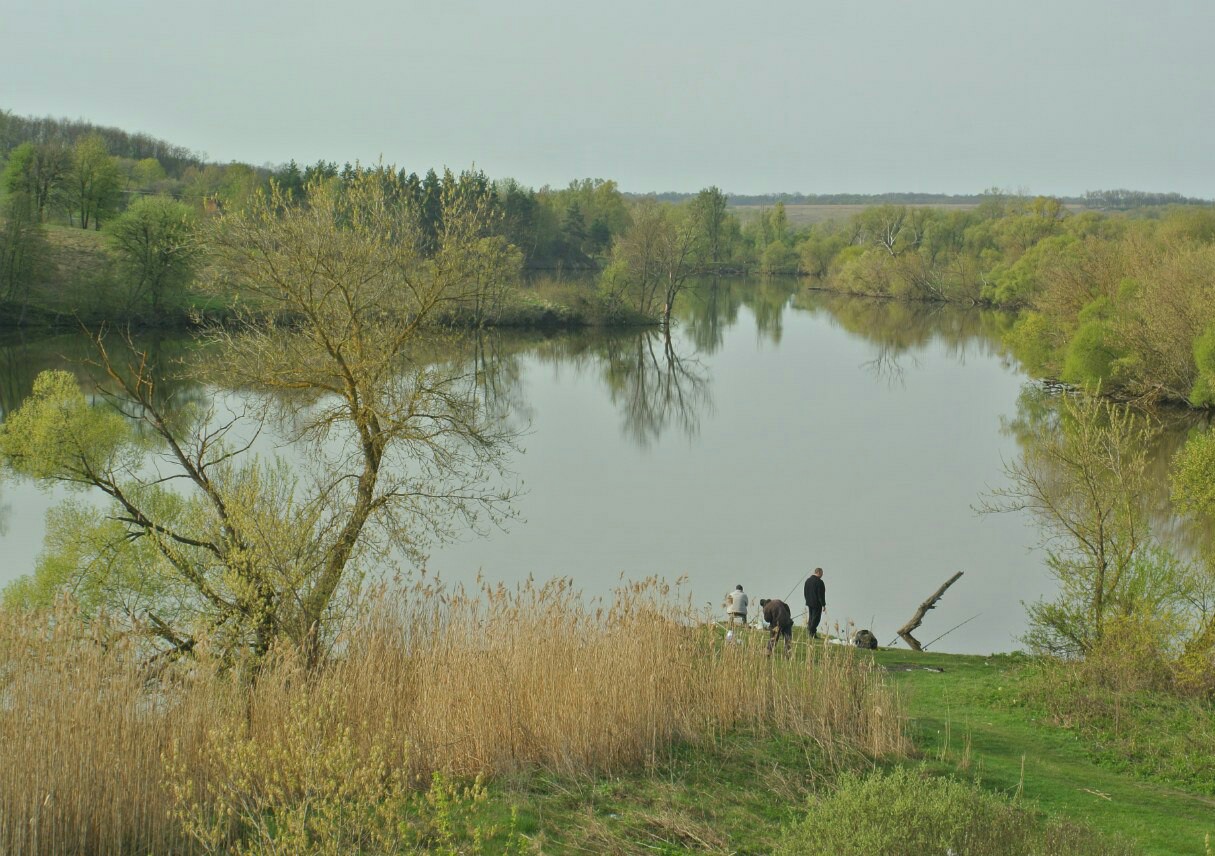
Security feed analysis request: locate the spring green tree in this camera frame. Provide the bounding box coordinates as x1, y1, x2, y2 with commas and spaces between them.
106, 195, 202, 318
68, 134, 121, 229
688, 186, 731, 268
1171, 427, 1215, 691
982, 392, 1168, 656
602, 199, 700, 329
2, 142, 72, 222
1, 170, 520, 662
0, 190, 47, 313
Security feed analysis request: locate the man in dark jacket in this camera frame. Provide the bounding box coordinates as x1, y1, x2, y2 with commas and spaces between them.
804, 567, 826, 639
759, 598, 794, 656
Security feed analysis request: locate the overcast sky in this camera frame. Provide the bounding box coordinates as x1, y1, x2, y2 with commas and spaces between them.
5, 0, 1212, 196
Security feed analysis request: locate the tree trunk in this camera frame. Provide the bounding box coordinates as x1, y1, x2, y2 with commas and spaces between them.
897, 571, 964, 651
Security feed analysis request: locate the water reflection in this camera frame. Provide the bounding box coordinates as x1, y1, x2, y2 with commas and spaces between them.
682, 276, 799, 354
1002, 384, 1215, 559
794, 292, 1013, 363
0, 330, 208, 421
601, 330, 712, 448
468, 331, 530, 425
3, 281, 1208, 653
1, 289, 1200, 474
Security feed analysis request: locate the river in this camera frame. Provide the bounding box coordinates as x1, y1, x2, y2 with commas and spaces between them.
0, 279, 1115, 652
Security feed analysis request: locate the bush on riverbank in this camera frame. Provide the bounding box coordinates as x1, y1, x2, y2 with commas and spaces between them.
0, 578, 904, 854
794, 200, 1215, 408
776, 766, 1135, 856
1016, 635, 1215, 796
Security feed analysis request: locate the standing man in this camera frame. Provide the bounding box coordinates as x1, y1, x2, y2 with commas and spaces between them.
723, 584, 749, 626
759, 598, 794, 657
804, 567, 826, 639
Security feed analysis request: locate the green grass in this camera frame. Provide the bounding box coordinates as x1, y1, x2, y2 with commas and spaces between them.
875, 650, 1215, 856
483, 727, 850, 855
429, 641, 1212, 855
455, 647, 1214, 854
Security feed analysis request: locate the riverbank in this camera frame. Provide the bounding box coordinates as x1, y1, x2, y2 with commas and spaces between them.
800, 201, 1215, 411
402, 644, 1213, 854
2, 588, 1212, 853
0, 225, 657, 330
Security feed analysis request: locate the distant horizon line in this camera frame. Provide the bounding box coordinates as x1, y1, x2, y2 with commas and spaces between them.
3, 106, 1212, 205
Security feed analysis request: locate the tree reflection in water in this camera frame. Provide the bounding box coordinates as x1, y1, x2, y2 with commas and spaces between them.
603, 329, 712, 449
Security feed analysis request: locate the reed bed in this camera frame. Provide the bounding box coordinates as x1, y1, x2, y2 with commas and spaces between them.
0, 577, 905, 855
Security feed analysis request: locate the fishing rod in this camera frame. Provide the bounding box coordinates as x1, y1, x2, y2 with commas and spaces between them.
921, 613, 982, 651
782, 573, 808, 604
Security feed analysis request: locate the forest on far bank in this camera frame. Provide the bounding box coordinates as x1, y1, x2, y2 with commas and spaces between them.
3, 107, 1215, 410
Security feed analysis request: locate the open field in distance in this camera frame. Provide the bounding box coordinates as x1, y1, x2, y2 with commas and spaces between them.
729, 202, 1090, 227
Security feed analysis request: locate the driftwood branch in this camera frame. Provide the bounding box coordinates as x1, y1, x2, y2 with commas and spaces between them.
897, 571, 964, 651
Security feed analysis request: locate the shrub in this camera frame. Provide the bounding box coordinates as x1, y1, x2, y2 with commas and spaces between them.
1018, 653, 1215, 794
775, 766, 1135, 856
1189, 324, 1215, 407
1004, 311, 1060, 377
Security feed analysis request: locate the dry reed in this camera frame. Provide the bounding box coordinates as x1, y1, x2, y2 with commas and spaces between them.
0, 576, 905, 854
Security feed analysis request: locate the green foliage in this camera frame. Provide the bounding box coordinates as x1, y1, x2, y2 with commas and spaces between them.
1172, 427, 1215, 520
131, 157, 167, 189
1060, 306, 1128, 388
1189, 324, 1215, 407
796, 228, 847, 277
833, 247, 901, 296
1156, 207, 1215, 244
775, 767, 1133, 856
760, 239, 798, 274
998, 212, 1215, 404
69, 134, 121, 229
0, 190, 48, 307
106, 194, 202, 317
981, 234, 1076, 305
2, 141, 72, 222
601, 198, 700, 324
986, 393, 1162, 656
806, 197, 1215, 407
3, 501, 171, 614
1004, 311, 1059, 376
688, 186, 733, 268
2, 171, 522, 660
0, 369, 135, 483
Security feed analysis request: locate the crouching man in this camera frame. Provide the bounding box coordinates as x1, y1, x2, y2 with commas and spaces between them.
759, 598, 794, 657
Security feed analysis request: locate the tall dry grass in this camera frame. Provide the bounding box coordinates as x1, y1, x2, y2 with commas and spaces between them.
0, 577, 905, 854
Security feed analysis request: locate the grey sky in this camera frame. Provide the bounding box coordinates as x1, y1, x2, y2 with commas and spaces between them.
5, 0, 1212, 196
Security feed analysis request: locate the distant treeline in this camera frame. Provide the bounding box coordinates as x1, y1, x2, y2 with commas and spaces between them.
648, 191, 1011, 206
0, 110, 205, 177
645, 190, 1213, 208
3, 107, 1215, 406
1080, 188, 1211, 210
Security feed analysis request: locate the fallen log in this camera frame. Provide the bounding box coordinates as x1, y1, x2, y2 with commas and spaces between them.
897, 571, 964, 651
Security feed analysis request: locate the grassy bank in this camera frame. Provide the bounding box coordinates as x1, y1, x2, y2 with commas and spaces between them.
393, 640, 1186, 854
4, 581, 1212, 854
467, 644, 1211, 854
874, 649, 1214, 856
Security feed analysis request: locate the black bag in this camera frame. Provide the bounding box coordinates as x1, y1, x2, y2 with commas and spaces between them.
852, 629, 878, 649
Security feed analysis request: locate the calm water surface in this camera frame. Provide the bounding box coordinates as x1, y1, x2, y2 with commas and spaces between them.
0, 281, 1087, 652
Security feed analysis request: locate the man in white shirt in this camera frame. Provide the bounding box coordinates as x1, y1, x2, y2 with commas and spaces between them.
724, 584, 749, 625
